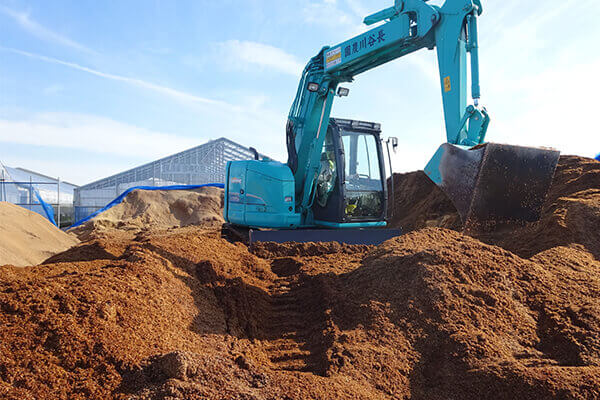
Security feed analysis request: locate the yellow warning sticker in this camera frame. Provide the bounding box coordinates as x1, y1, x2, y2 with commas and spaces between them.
325, 47, 342, 69
444, 76, 451, 92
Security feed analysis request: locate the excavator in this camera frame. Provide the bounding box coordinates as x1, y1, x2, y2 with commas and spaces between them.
223, 0, 560, 245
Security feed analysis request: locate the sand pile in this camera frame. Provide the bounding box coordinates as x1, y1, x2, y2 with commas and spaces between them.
1, 156, 599, 399
0, 202, 79, 267
70, 187, 224, 241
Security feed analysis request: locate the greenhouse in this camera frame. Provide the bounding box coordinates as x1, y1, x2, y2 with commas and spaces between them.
0, 163, 78, 226
74, 137, 264, 221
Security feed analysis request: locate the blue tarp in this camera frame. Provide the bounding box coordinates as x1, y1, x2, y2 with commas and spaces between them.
596, 153, 600, 162
33, 188, 57, 226
68, 183, 224, 230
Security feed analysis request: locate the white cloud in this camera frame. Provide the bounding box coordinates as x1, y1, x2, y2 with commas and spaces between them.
0, 47, 236, 110
218, 40, 304, 77
0, 112, 199, 158
345, 0, 369, 20
0, 155, 120, 186
404, 51, 439, 84
302, 1, 354, 27
0, 5, 94, 54
0, 100, 290, 184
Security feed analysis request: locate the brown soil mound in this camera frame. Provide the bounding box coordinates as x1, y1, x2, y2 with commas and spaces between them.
389, 156, 600, 259
0, 202, 79, 267
333, 229, 600, 398
1, 156, 599, 399
70, 187, 224, 241
1, 226, 599, 399
387, 171, 460, 232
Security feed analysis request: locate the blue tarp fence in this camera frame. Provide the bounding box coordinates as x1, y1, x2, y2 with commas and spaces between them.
68, 183, 224, 230
33, 188, 57, 226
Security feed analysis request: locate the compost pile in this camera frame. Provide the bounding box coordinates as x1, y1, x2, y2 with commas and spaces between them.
0, 202, 79, 267
70, 187, 224, 241
1, 156, 599, 399
389, 156, 600, 258
387, 170, 460, 232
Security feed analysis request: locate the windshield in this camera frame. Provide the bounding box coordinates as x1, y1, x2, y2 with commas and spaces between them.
341, 130, 384, 220
342, 132, 383, 191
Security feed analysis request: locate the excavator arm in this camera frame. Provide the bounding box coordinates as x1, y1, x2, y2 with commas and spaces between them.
287, 0, 489, 219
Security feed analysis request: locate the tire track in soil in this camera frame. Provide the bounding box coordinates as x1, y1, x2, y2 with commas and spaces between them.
263, 258, 330, 375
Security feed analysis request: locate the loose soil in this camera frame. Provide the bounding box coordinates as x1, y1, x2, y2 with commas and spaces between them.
69, 187, 224, 241
387, 170, 461, 232
1, 156, 599, 399
0, 202, 79, 267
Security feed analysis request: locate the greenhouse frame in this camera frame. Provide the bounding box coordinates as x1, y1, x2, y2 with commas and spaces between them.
74, 137, 264, 221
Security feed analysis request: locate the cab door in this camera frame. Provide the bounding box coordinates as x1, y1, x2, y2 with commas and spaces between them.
340, 129, 386, 222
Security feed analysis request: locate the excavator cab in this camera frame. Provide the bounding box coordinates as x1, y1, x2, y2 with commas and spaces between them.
224, 118, 401, 245
312, 118, 387, 227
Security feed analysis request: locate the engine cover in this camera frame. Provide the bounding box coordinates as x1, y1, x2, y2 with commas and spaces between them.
224, 160, 301, 229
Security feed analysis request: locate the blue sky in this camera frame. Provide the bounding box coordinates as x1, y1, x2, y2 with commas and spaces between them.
0, 0, 599, 185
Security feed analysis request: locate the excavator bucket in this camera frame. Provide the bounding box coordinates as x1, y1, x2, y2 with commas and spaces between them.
426, 143, 561, 232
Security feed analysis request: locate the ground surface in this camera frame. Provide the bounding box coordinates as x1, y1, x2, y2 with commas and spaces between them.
0, 156, 599, 399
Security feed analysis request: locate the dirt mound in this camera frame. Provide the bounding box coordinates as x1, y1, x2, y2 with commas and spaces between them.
387, 171, 460, 232
483, 156, 600, 258
1, 156, 599, 399
2, 222, 600, 399
329, 229, 600, 398
0, 227, 274, 399
0, 202, 79, 267
389, 156, 600, 260
70, 187, 224, 241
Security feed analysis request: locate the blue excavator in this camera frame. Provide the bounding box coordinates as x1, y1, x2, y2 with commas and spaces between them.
223, 0, 560, 245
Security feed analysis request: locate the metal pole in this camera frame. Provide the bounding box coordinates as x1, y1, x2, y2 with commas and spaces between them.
29, 176, 33, 211
386, 139, 395, 219
57, 178, 61, 227
0, 168, 4, 202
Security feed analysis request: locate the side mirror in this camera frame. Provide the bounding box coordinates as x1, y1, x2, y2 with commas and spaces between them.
389, 137, 399, 153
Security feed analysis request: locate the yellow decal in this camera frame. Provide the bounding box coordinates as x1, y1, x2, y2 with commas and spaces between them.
325, 47, 342, 69
444, 76, 451, 92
